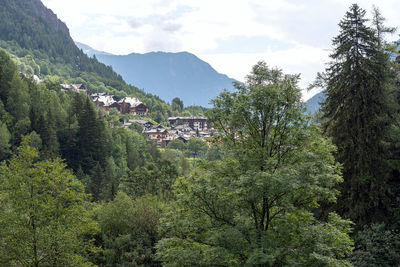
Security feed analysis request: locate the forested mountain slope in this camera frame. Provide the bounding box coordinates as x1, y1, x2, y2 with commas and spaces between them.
0, 0, 122, 81
0, 0, 178, 123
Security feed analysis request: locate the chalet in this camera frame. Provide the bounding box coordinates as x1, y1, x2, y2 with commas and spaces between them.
146, 127, 168, 144
93, 95, 117, 111
118, 97, 147, 116
71, 84, 86, 91
131, 119, 154, 130
90, 92, 108, 99
168, 116, 209, 131
172, 124, 193, 134
61, 83, 89, 94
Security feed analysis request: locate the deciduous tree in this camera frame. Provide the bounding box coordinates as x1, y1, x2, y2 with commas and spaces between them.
0, 135, 98, 266
157, 62, 353, 266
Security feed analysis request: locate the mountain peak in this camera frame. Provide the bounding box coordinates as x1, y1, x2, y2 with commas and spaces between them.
75, 42, 112, 57
76, 42, 236, 106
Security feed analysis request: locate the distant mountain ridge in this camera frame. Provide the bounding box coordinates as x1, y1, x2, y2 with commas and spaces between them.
76, 43, 236, 106
75, 42, 112, 57
306, 91, 325, 113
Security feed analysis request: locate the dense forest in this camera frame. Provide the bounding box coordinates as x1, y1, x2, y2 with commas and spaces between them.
0, 1, 400, 267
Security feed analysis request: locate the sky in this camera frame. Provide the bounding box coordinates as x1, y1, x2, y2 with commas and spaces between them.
41, 0, 400, 100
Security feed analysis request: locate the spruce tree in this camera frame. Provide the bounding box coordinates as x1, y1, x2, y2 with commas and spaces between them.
0, 49, 17, 102
322, 4, 396, 224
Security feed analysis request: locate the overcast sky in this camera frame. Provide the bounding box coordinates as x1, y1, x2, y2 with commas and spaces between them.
41, 0, 400, 99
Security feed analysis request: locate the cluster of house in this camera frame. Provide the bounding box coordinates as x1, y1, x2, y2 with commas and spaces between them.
59, 83, 147, 116
91, 93, 147, 116
58, 83, 210, 146
123, 116, 212, 147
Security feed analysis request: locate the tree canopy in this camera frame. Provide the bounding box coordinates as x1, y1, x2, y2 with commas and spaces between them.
156, 62, 353, 266
0, 135, 98, 266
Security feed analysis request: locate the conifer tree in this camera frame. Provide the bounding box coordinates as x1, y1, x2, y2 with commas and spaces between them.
76, 95, 108, 173
90, 161, 104, 201
321, 4, 396, 224
0, 49, 17, 102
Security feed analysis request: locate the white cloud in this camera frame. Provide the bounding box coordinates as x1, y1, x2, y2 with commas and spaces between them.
201, 44, 329, 99
41, 0, 400, 99
128, 18, 143, 29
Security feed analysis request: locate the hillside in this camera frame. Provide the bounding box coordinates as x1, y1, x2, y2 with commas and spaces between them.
0, 0, 123, 82
0, 0, 181, 123
76, 43, 236, 107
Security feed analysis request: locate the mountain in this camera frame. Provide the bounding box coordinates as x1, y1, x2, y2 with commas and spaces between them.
76, 43, 236, 107
306, 91, 325, 113
0, 0, 72, 58
0, 0, 126, 83
75, 42, 112, 57
0, 0, 180, 123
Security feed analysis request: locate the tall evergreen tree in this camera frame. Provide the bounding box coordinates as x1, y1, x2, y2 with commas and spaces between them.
321, 4, 397, 224
76, 95, 108, 173
0, 49, 16, 102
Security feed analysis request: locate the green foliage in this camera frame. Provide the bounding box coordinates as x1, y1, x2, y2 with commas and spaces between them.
121, 160, 178, 200
0, 48, 178, 207
128, 121, 144, 133
183, 105, 207, 117
95, 192, 163, 266
157, 62, 353, 266
7, 2, 400, 263
166, 138, 186, 151
160, 149, 191, 176
0, 135, 98, 266
7, 73, 30, 122
204, 144, 224, 161
0, 121, 10, 160
76, 96, 108, 172
320, 4, 399, 225
0, 49, 17, 102
186, 138, 207, 158
100, 157, 118, 202
171, 97, 184, 113
351, 224, 400, 266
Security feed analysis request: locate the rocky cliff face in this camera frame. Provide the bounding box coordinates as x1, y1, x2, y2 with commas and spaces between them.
24, 0, 70, 34
0, 0, 71, 42
0, 0, 78, 64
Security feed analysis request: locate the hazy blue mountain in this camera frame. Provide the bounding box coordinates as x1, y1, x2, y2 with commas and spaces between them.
75, 42, 112, 57
306, 91, 325, 113
76, 42, 236, 106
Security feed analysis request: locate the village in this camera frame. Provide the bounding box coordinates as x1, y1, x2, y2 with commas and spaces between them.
61, 83, 212, 147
